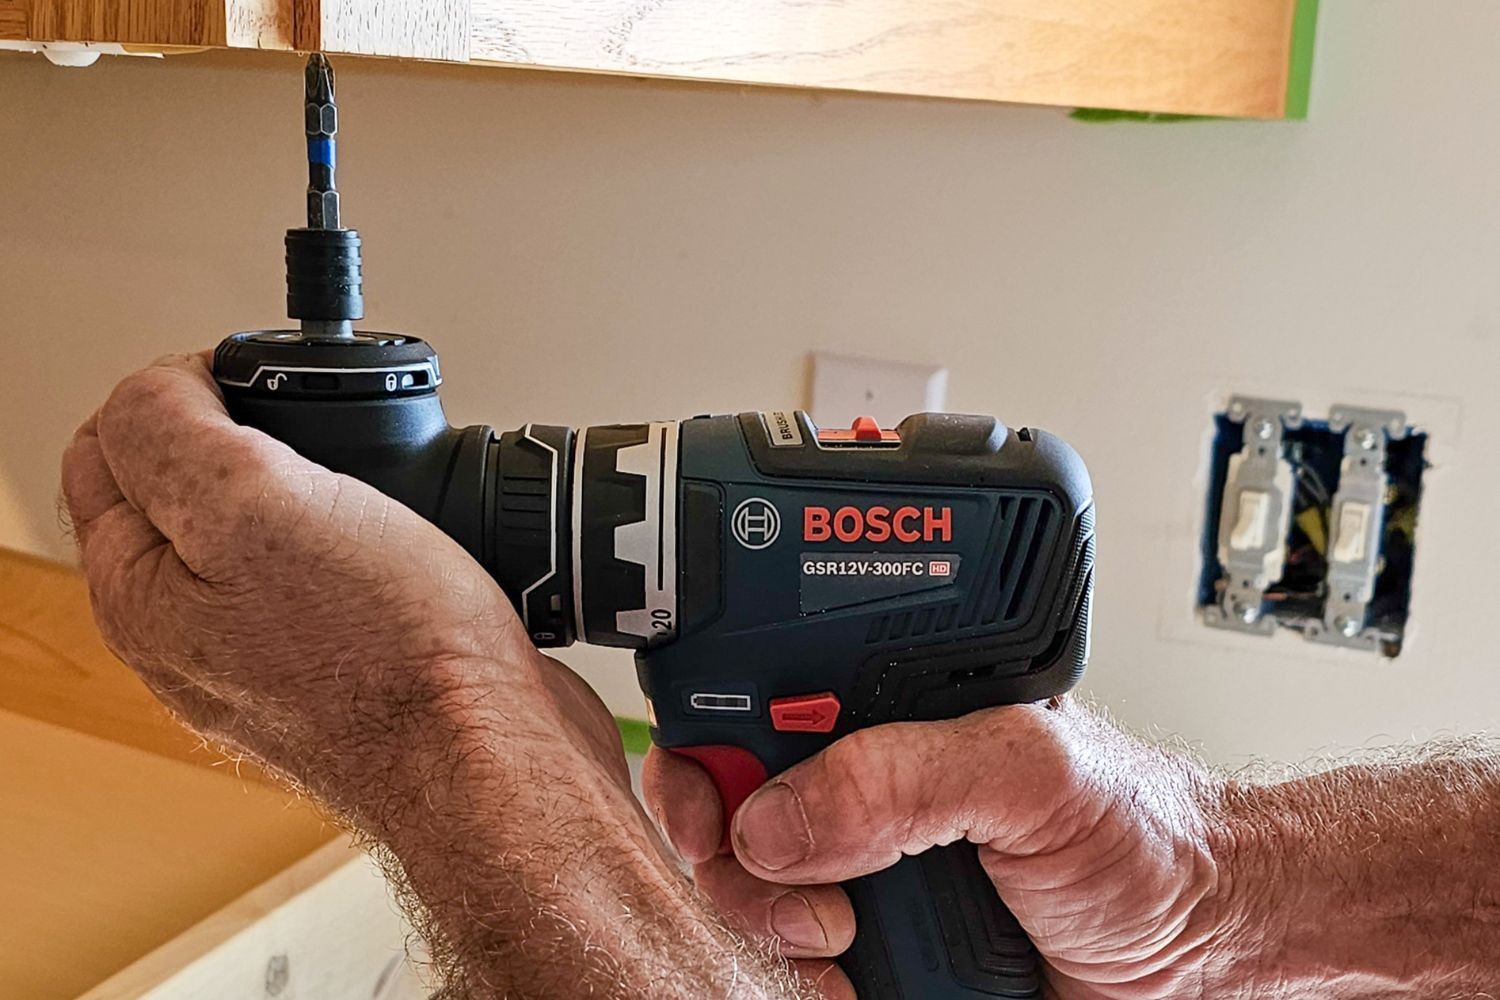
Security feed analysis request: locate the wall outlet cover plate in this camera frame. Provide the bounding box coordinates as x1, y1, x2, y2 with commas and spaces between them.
809, 352, 948, 430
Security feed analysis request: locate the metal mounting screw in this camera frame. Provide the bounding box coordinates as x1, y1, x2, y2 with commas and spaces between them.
1335, 616, 1361, 638
1253, 418, 1275, 440
1234, 601, 1259, 625
1354, 427, 1378, 451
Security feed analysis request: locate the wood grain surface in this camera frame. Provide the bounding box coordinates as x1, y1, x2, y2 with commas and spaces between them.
225, 0, 290, 48
4, 0, 1303, 117
26, 0, 228, 45
296, 0, 468, 60
0, 0, 27, 39
466, 0, 1299, 116
5, 0, 290, 46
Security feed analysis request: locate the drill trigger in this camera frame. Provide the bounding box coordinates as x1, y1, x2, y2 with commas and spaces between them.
669, 744, 769, 853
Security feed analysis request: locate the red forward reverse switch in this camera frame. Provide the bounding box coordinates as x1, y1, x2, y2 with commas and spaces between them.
815, 415, 902, 445
769, 692, 841, 733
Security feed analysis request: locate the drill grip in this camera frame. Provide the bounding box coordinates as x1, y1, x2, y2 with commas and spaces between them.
674, 739, 1047, 998
841, 843, 1041, 999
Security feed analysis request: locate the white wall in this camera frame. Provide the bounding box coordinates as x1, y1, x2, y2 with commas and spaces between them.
3, 1, 1496, 767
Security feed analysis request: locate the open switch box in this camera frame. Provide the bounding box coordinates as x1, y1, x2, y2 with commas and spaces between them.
1198, 396, 1427, 658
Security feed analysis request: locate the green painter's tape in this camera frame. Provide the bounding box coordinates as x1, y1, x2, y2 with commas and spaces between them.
616, 716, 652, 756
1073, 0, 1318, 123
1284, 0, 1319, 119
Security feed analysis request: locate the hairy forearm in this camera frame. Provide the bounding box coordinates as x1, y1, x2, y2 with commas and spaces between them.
386, 774, 802, 998
337, 681, 807, 1000
1210, 742, 1500, 997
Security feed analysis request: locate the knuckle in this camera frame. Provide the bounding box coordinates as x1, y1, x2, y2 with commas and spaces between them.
101, 366, 175, 428
179, 443, 306, 564
982, 704, 1095, 821
976, 702, 1066, 757
823, 729, 899, 825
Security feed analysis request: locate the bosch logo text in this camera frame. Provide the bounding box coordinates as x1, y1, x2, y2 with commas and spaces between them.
803, 505, 952, 544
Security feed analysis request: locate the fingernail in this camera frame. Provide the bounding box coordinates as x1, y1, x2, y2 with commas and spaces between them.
734, 781, 811, 871
770, 891, 828, 950
651, 803, 679, 854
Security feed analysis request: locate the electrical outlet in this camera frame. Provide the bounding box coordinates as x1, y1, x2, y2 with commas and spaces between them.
809, 352, 947, 430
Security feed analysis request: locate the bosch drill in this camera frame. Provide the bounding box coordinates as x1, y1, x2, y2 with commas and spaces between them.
213, 55, 1095, 1000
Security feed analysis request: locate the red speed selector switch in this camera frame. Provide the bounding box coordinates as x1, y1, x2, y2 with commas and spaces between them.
769, 692, 841, 733
816, 415, 902, 446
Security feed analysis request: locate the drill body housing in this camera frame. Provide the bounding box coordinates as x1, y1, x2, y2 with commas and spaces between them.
210, 52, 1095, 1000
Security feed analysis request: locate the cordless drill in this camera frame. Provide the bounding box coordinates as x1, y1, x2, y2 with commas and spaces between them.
213, 55, 1095, 1000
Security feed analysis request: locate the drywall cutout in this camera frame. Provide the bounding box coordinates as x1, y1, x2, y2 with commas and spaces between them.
1158, 388, 1459, 663
1198, 397, 1425, 657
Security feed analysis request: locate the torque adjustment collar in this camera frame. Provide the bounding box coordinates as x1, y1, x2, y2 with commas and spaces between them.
213, 331, 442, 399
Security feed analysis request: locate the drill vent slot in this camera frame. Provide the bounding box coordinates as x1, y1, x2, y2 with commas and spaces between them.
861, 495, 1069, 645
864, 602, 961, 644
967, 495, 1055, 629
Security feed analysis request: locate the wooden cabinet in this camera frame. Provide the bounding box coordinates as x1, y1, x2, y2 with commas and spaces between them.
0, 548, 417, 999
0, 547, 649, 999
1, 0, 1318, 117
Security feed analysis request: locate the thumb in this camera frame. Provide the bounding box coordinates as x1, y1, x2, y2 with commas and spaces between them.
729, 702, 1081, 884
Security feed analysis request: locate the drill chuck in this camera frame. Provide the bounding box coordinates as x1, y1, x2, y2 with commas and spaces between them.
285, 228, 363, 325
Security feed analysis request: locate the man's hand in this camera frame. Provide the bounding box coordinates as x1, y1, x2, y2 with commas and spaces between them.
60, 353, 830, 999
644, 699, 1228, 999
647, 697, 1500, 999
62, 352, 624, 814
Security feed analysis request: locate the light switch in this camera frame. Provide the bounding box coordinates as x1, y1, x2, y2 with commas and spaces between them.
1331, 501, 1372, 563
809, 352, 947, 430
1228, 489, 1271, 551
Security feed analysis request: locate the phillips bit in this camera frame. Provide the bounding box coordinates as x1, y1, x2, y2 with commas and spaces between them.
305, 52, 340, 230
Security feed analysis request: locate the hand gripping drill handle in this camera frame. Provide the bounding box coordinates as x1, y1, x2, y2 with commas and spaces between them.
638, 411, 1095, 999
213, 332, 1097, 1000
